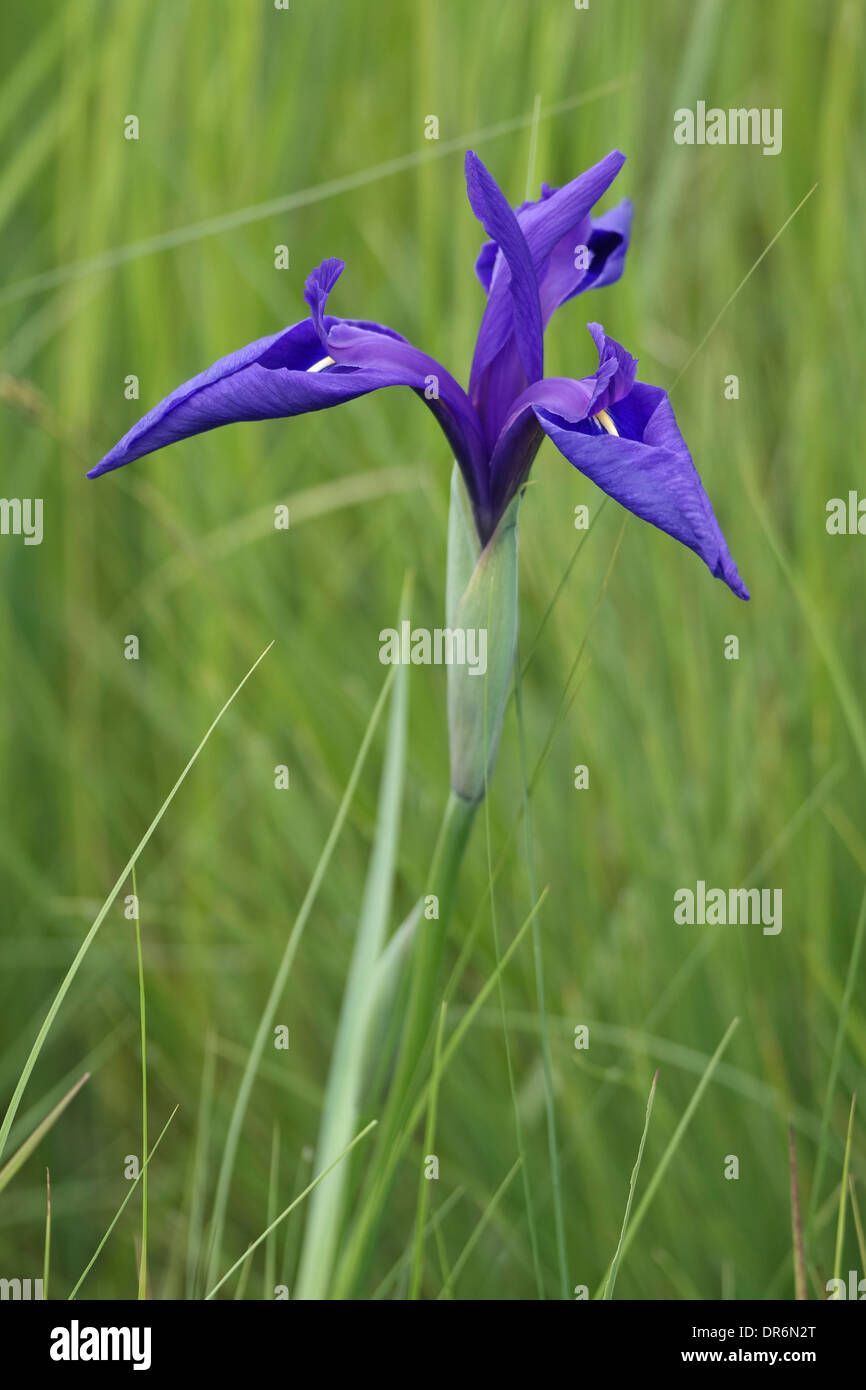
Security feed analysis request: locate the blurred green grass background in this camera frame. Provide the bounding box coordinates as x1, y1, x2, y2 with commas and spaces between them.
1, 0, 864, 1299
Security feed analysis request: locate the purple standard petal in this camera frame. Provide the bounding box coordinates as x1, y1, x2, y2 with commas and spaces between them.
581, 200, 632, 293
516, 150, 626, 269
532, 333, 749, 600
467, 149, 627, 449
534, 199, 633, 323
465, 151, 544, 386
464, 151, 544, 452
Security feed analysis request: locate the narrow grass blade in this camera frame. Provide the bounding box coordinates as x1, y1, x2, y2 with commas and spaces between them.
594, 1017, 740, 1297
808, 885, 866, 1231
69, 1106, 178, 1299
744, 470, 866, 777
514, 653, 563, 1298
233, 1251, 253, 1301
204, 666, 395, 1290
409, 1002, 446, 1299
0, 641, 274, 1163
131, 863, 148, 1300
185, 1027, 217, 1299
205, 1120, 377, 1300
264, 1122, 280, 1299
436, 1158, 522, 1299
0, 1071, 89, 1194
849, 1177, 866, 1274
604, 1069, 658, 1299
833, 1093, 857, 1282
43, 1168, 51, 1299
483, 549, 544, 1299
789, 1124, 808, 1300
365, 901, 420, 1065
295, 577, 410, 1300
371, 1187, 464, 1300
280, 1149, 314, 1293
334, 887, 547, 1298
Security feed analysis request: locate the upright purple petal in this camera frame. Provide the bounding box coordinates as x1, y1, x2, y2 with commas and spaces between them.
582, 201, 632, 293
517, 151, 626, 267
467, 150, 627, 450
464, 150, 544, 388
535, 198, 632, 324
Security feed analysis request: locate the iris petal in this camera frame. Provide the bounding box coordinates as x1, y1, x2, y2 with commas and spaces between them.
517, 151, 626, 271
324, 320, 489, 514
467, 150, 628, 450
537, 199, 633, 322
303, 257, 345, 344
465, 150, 544, 390
536, 395, 749, 599
89, 261, 488, 519
488, 325, 749, 599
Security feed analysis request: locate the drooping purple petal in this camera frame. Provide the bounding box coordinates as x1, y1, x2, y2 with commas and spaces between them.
87, 317, 391, 478
538, 381, 749, 601
487, 325, 749, 598
89, 261, 489, 520
537, 400, 748, 598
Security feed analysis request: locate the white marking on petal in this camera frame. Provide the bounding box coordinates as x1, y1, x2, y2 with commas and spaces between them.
307, 355, 335, 373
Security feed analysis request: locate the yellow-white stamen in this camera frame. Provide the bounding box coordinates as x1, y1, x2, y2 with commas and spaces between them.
307, 355, 334, 373
592, 408, 619, 436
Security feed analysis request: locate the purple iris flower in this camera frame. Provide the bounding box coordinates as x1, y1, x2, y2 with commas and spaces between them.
89, 148, 747, 600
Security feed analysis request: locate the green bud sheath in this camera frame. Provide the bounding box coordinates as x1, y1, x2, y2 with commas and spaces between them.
446, 464, 519, 803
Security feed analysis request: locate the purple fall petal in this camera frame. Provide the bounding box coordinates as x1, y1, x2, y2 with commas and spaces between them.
86, 318, 398, 478
537, 400, 749, 599
487, 324, 749, 599
89, 260, 488, 516
535, 355, 748, 600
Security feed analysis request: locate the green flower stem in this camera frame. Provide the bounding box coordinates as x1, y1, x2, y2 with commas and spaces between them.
383, 791, 477, 1135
